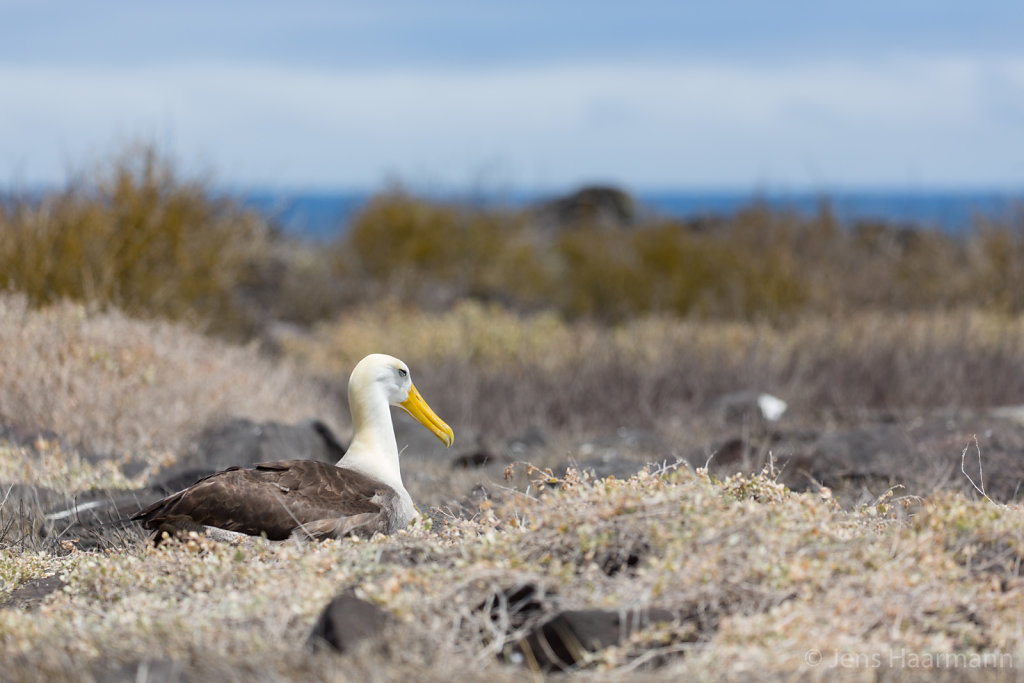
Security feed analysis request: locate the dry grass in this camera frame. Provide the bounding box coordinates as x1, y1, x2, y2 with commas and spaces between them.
4, 294, 1024, 506
2, 460, 1022, 680
0, 294, 338, 457
284, 301, 1024, 438
3, 299, 1024, 679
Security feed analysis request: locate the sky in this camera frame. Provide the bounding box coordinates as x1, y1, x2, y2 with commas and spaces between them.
2, 1, 1023, 193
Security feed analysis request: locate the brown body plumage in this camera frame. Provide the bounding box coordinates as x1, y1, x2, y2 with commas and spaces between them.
132, 460, 403, 540
131, 354, 454, 543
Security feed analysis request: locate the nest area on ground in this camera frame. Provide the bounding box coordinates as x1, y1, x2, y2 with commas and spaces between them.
2, 446, 1024, 679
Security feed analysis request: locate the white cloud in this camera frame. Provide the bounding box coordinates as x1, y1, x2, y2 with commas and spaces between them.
1, 57, 1022, 189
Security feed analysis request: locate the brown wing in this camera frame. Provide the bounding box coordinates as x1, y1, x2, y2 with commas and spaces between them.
131, 460, 393, 541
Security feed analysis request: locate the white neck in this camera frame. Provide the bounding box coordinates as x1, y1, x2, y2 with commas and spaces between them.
337, 381, 405, 491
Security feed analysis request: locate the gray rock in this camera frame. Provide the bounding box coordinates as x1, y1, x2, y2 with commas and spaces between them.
479, 584, 687, 672
174, 418, 345, 475
520, 607, 682, 671
0, 422, 64, 450
533, 186, 636, 230
556, 456, 645, 480
451, 450, 513, 469
508, 425, 547, 455
308, 590, 392, 653
0, 574, 66, 611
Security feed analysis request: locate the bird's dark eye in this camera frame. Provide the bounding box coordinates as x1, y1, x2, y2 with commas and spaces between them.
398, 368, 408, 378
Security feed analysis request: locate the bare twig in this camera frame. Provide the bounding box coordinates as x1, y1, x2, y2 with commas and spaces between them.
960, 435, 995, 504
647, 458, 686, 477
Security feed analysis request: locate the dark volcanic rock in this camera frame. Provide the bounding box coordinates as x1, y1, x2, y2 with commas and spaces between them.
40, 470, 220, 548
45, 489, 165, 530
521, 607, 682, 671
763, 411, 1024, 503
562, 428, 674, 479
0, 422, 64, 450
480, 584, 688, 672
308, 590, 392, 653
1, 482, 65, 514
481, 582, 552, 628
149, 467, 221, 494
701, 437, 748, 469
451, 450, 513, 469
0, 574, 66, 610
795, 423, 913, 483
509, 425, 547, 453
556, 456, 646, 480
0, 421, 122, 470
174, 418, 345, 475
534, 186, 636, 230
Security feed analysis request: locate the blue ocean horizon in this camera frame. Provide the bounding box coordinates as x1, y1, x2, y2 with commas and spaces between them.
241, 188, 1023, 241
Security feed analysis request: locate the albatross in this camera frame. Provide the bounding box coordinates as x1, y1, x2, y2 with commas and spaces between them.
132, 354, 453, 543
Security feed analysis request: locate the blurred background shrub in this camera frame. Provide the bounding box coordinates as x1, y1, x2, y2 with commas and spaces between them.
3, 143, 1024, 339
0, 145, 269, 337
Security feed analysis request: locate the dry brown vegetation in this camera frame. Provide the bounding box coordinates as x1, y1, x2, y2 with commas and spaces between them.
331, 190, 1024, 322
0, 146, 271, 337
2, 295, 1024, 679
3, 146, 1024, 679
0, 295, 335, 457
3, 452, 1023, 680
4, 146, 1024, 336
280, 302, 1024, 440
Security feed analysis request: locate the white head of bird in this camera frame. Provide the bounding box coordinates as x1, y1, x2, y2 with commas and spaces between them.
339, 353, 454, 491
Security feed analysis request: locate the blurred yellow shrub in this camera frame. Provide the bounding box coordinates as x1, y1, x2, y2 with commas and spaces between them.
0, 145, 268, 335
4, 145, 1024, 331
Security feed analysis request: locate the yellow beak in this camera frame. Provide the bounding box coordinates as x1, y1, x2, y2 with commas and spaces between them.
398, 383, 454, 448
